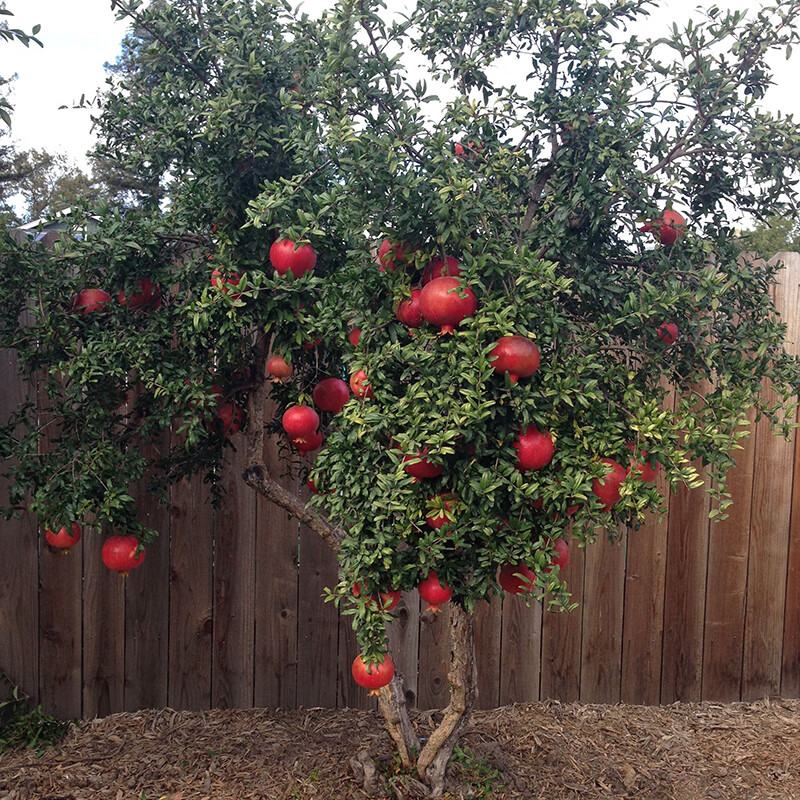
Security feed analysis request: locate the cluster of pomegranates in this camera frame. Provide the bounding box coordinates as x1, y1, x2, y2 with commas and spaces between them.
45, 525, 146, 577
69, 278, 163, 317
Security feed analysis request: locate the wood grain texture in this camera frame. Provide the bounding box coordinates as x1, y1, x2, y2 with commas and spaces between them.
782, 426, 800, 696
473, 594, 502, 709
417, 604, 453, 710
702, 410, 755, 701
254, 421, 298, 710
168, 475, 214, 711
661, 461, 710, 703
212, 439, 257, 709
387, 589, 420, 709
580, 526, 626, 703
540, 537, 584, 702
499, 595, 541, 704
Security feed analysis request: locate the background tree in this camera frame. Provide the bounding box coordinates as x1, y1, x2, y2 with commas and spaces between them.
738, 215, 800, 259
1, 0, 799, 796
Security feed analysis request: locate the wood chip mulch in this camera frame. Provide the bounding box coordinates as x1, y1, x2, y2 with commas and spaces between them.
0, 698, 798, 799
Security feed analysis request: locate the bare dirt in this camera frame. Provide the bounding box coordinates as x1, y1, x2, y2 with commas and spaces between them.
0, 698, 798, 799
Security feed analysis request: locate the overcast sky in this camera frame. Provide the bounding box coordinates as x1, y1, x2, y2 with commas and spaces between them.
0, 0, 798, 172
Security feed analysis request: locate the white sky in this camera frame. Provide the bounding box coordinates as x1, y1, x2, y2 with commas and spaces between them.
0, 0, 797, 171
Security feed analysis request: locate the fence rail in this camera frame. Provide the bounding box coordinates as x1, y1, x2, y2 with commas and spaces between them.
1, 252, 798, 720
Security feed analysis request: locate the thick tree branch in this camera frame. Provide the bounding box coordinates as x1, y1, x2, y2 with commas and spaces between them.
377, 675, 420, 769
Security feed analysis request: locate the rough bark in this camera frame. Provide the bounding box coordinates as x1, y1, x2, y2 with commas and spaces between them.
377, 674, 420, 769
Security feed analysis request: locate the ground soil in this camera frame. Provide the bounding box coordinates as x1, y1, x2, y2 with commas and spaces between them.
0, 698, 798, 799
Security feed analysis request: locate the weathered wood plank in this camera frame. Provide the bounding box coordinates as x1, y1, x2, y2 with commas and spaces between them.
387, 589, 420, 709
212, 437, 257, 709
168, 475, 214, 711
417, 604, 453, 710
580, 526, 626, 703
473, 594, 502, 709
701, 410, 756, 701
782, 424, 800, 696
540, 537, 584, 702
499, 596, 541, 704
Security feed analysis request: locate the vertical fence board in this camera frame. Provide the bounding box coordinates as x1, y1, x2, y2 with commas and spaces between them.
82, 529, 126, 718
0, 348, 38, 703
701, 412, 756, 701
212, 441, 256, 709
499, 598, 541, 704
387, 590, 420, 708
580, 528, 626, 703
540, 541, 584, 702
621, 479, 670, 705
473, 595, 502, 709
661, 462, 710, 703
782, 428, 800, 696
296, 477, 339, 708
125, 436, 170, 711
254, 424, 298, 709
742, 252, 800, 701
418, 605, 452, 710
168, 475, 214, 711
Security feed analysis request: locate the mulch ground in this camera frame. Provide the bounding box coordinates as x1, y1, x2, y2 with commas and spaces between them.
0, 698, 798, 799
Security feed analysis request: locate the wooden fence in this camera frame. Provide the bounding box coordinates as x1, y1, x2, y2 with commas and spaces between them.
1, 252, 799, 721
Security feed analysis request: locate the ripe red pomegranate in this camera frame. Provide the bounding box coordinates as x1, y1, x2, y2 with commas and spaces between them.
69, 288, 112, 316
418, 572, 453, 612
513, 426, 554, 471
426, 493, 458, 530
422, 255, 461, 284
350, 370, 373, 399
211, 269, 243, 298
627, 444, 661, 483
313, 377, 350, 414
591, 458, 627, 511
499, 562, 535, 594
348, 328, 361, 346
378, 239, 409, 271
351, 654, 395, 694
394, 289, 424, 328
544, 538, 570, 573
282, 405, 320, 442
118, 278, 162, 310
267, 355, 293, 382
402, 448, 443, 480
269, 238, 317, 278
45, 522, 81, 554
217, 402, 245, 437
640, 209, 685, 246
293, 429, 323, 453
419, 277, 477, 334
352, 583, 401, 611
657, 322, 679, 345
101, 535, 145, 576
490, 336, 541, 383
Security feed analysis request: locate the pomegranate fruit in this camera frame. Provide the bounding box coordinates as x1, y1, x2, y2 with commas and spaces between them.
418, 571, 453, 612
348, 328, 361, 346
394, 289, 424, 328
349, 370, 373, 399
419, 276, 477, 334
402, 448, 443, 480
352, 583, 402, 611
513, 426, 555, 471
313, 377, 350, 414
351, 654, 395, 694
640, 209, 685, 246
101, 535, 145, 576
544, 538, 570, 573
217, 402, 244, 437
118, 278, 162, 310
282, 405, 320, 442
627, 444, 661, 483
293, 429, 323, 453
422, 255, 461, 284
211, 269, 243, 298
269, 238, 317, 278
45, 522, 81, 554
499, 562, 535, 594
378, 239, 409, 271
657, 322, 679, 345
426, 493, 458, 531
591, 458, 627, 511
69, 288, 112, 316
490, 336, 541, 383
267, 355, 293, 382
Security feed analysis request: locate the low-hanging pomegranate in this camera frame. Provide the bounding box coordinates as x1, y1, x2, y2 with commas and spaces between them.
118, 278, 162, 310
513, 426, 554, 471
422, 255, 461, 284
591, 457, 627, 511
282, 405, 319, 442
45, 522, 82, 554
217, 402, 245, 437
419, 276, 477, 334
490, 336, 541, 383
102, 535, 145, 576
402, 448, 443, 480
394, 289, 424, 328
351, 653, 395, 694
269, 238, 317, 278
267, 355, 293, 382
378, 239, 409, 271
69, 288, 112, 316
418, 571, 453, 612
543, 538, 570, 573
349, 370, 373, 399
292, 429, 323, 453
211, 269, 244, 298
657, 322, 679, 345
312, 377, 350, 414
499, 562, 535, 594
426, 493, 458, 531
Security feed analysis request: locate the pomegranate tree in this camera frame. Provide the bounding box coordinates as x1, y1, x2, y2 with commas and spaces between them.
2, 1, 799, 797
